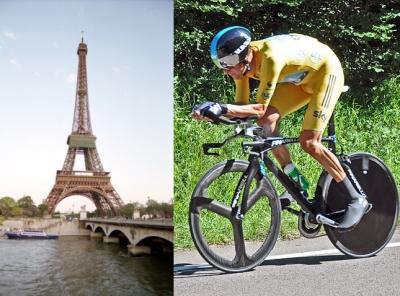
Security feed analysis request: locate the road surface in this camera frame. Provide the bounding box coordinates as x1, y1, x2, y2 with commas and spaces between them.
174, 227, 400, 296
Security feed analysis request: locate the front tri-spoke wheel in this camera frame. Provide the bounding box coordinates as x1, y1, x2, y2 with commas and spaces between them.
189, 160, 281, 273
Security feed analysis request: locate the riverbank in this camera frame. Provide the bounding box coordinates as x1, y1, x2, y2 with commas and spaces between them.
0, 218, 89, 236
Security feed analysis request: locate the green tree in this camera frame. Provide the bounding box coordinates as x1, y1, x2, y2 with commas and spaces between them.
160, 202, 173, 218
175, 0, 400, 108
37, 204, 49, 217
17, 195, 34, 208
17, 196, 38, 217
119, 203, 135, 218
146, 199, 161, 218
0, 197, 19, 217
119, 202, 144, 218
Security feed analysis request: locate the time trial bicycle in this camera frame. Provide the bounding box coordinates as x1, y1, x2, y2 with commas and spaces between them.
189, 113, 399, 273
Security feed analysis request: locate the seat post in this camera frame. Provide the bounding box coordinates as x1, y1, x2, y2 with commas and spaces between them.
327, 111, 336, 154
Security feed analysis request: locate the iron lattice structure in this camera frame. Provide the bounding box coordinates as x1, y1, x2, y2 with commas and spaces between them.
45, 38, 124, 216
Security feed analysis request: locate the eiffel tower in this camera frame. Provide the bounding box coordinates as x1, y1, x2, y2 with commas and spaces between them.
45, 36, 124, 216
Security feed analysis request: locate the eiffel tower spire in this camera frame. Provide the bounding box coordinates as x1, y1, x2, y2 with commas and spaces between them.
62, 37, 103, 172
72, 37, 92, 134
45, 37, 124, 216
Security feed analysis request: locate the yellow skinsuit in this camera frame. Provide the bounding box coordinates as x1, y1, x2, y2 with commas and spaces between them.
234, 34, 344, 131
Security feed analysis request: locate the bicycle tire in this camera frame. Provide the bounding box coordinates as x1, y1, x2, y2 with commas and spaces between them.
189, 160, 281, 273
317, 152, 399, 257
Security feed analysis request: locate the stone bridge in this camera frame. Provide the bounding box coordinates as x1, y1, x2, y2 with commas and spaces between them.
83, 218, 173, 255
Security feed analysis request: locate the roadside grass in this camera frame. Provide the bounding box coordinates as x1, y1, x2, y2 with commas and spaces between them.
174, 76, 400, 250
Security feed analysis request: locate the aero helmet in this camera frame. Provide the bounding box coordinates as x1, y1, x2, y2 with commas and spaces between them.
210, 26, 252, 69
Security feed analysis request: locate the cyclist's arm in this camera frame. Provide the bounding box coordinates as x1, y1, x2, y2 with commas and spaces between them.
226, 57, 282, 119
234, 76, 250, 105
255, 56, 282, 106
225, 103, 267, 118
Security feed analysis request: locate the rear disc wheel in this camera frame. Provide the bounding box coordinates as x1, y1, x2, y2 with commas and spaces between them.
319, 152, 399, 257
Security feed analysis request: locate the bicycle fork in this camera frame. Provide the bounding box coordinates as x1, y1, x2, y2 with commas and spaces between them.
230, 156, 260, 220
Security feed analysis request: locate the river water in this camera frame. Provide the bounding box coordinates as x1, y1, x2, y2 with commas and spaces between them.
0, 236, 172, 296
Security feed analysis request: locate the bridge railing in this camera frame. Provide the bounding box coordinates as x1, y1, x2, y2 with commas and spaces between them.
83, 218, 173, 230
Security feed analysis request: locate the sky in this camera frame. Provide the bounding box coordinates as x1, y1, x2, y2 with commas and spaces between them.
0, 0, 173, 212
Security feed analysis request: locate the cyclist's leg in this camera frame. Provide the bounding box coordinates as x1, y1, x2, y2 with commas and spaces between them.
300, 71, 345, 180
259, 83, 310, 167
300, 70, 368, 228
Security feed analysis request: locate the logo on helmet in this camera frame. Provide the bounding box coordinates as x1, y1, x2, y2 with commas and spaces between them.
233, 33, 251, 55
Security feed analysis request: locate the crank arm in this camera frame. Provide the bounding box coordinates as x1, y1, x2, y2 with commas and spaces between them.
315, 214, 339, 228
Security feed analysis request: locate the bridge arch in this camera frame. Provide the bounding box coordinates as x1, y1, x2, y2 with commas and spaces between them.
84, 220, 173, 255
135, 233, 173, 245
93, 225, 106, 234
136, 236, 173, 255
108, 229, 132, 245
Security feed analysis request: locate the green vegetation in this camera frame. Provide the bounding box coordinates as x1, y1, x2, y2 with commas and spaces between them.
175, 77, 400, 249
119, 199, 173, 219
174, 1, 400, 249
0, 196, 49, 219
0, 195, 172, 221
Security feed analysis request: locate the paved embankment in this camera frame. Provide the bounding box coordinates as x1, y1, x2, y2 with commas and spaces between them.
0, 218, 89, 236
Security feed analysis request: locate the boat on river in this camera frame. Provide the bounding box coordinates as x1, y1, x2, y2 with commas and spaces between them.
5, 230, 59, 240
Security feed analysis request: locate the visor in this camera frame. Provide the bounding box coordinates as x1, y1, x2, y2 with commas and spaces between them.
218, 54, 241, 69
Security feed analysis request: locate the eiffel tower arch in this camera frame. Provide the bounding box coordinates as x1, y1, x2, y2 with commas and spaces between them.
45, 37, 124, 216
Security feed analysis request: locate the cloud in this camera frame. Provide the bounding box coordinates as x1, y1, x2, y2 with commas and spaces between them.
66, 73, 76, 84
9, 59, 19, 66
33, 71, 41, 77
4, 31, 16, 40
112, 66, 121, 74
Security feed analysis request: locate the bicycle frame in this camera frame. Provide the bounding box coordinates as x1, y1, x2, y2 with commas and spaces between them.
204, 115, 342, 223
240, 136, 335, 219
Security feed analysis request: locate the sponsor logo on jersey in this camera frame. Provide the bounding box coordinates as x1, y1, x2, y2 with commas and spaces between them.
313, 110, 327, 122
310, 51, 322, 64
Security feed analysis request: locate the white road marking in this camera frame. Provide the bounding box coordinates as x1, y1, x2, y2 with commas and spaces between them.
174, 242, 400, 273
267, 242, 400, 260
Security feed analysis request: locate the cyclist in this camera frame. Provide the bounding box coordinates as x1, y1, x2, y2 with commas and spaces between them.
192, 26, 368, 229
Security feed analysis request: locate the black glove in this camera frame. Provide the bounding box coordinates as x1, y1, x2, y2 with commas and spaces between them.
192, 101, 228, 120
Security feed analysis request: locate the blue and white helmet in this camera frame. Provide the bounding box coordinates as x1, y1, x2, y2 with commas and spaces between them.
210, 26, 252, 69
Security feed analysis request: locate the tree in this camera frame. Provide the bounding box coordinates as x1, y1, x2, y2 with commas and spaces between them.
17, 196, 38, 217
119, 203, 135, 219
0, 197, 18, 217
17, 195, 34, 208
160, 202, 173, 219
146, 199, 161, 218
175, 0, 400, 107
120, 202, 144, 219
38, 204, 49, 217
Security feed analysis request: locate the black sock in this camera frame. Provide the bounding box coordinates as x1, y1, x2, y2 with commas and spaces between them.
337, 176, 363, 201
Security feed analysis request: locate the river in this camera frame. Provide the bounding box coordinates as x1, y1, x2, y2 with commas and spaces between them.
0, 236, 172, 296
